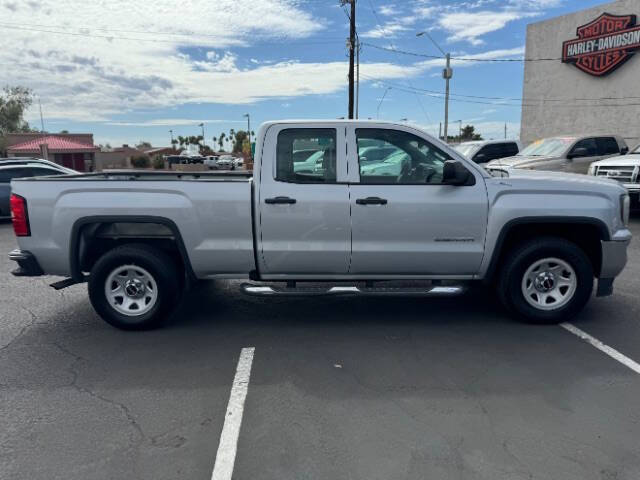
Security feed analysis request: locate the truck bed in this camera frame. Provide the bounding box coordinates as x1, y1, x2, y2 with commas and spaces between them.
10, 171, 256, 278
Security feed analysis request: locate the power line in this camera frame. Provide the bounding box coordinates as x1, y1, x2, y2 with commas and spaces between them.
360, 74, 640, 104
363, 42, 562, 62
364, 0, 434, 128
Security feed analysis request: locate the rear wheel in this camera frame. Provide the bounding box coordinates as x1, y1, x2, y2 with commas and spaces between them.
498, 237, 594, 324
88, 244, 181, 330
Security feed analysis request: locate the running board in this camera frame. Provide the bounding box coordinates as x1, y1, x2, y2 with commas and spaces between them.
240, 283, 466, 297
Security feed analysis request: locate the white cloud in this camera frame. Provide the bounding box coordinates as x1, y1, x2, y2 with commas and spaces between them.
416, 46, 525, 69
379, 4, 398, 16
438, 11, 536, 45
361, 23, 410, 39
107, 118, 246, 127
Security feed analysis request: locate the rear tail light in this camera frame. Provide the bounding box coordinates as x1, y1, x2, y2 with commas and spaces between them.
10, 194, 30, 237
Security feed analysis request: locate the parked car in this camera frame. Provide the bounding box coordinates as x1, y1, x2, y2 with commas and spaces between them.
204, 156, 219, 169
216, 155, 235, 170
1, 162, 74, 218
358, 145, 401, 166
454, 140, 521, 164
233, 157, 245, 170
487, 135, 628, 174
0, 157, 77, 171
8, 120, 631, 330
588, 143, 640, 206
293, 149, 320, 163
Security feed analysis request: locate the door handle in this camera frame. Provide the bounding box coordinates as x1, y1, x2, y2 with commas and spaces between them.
265, 196, 297, 205
356, 197, 388, 205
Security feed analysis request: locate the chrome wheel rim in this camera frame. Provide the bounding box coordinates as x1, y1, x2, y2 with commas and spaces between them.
105, 265, 158, 317
521, 257, 577, 311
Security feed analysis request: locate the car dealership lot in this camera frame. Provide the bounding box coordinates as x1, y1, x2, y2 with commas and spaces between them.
1, 217, 640, 480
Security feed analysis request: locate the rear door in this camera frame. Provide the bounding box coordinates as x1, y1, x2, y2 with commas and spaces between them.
258, 125, 351, 277
348, 126, 488, 276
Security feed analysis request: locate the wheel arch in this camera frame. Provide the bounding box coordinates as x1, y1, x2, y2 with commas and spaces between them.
70, 215, 196, 283
484, 216, 610, 282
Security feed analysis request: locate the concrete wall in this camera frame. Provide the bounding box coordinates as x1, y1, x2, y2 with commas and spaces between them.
521, 0, 640, 148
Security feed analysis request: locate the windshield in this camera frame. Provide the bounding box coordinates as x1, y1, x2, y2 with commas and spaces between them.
519, 137, 574, 157
453, 143, 479, 158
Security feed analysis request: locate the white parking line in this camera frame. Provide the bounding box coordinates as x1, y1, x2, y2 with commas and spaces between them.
561, 323, 640, 374
211, 347, 255, 480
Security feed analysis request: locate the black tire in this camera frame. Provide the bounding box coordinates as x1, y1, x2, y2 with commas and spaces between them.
497, 237, 594, 324
88, 244, 181, 330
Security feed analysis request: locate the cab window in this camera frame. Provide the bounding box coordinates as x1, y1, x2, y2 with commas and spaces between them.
570, 138, 598, 157
356, 129, 453, 184
596, 137, 620, 155
276, 129, 337, 183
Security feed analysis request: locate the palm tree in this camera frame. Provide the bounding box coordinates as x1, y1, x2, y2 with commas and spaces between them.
218, 133, 226, 152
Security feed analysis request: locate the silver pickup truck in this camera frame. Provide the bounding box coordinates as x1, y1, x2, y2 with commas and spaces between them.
8, 120, 632, 330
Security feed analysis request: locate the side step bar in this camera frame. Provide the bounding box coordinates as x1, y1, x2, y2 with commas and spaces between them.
240, 283, 466, 297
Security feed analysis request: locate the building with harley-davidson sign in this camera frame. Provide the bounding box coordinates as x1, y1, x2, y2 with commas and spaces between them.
521, 0, 640, 148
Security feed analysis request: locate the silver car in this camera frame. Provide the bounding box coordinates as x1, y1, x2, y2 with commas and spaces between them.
487, 135, 628, 174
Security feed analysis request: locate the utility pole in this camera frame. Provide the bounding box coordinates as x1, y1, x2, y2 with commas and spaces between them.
458, 120, 462, 140
417, 32, 452, 143
342, 0, 356, 119
169, 129, 174, 147
439, 122, 442, 140
355, 35, 360, 119
504, 123, 507, 139
37, 96, 45, 133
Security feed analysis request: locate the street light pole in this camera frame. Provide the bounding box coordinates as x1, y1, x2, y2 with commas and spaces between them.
417, 31, 452, 143
243, 114, 251, 158
198, 123, 206, 149
169, 129, 174, 146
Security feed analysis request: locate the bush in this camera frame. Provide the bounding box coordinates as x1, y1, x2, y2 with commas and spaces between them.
130, 155, 150, 168
152, 156, 164, 169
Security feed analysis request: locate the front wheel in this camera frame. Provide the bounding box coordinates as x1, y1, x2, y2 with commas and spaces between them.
88, 244, 181, 330
498, 237, 594, 324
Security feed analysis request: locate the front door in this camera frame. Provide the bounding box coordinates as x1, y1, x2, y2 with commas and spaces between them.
349, 127, 488, 276
566, 137, 601, 174
258, 125, 351, 277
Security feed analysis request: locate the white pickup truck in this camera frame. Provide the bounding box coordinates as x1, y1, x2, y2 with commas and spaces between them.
9, 121, 632, 330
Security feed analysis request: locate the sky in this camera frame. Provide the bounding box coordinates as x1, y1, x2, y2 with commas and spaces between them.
1, 0, 610, 148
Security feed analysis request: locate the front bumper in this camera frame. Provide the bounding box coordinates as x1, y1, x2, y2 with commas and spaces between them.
9, 249, 44, 277
597, 234, 632, 296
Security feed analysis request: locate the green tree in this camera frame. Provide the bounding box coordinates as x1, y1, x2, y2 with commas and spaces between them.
130, 155, 150, 168
218, 132, 226, 152
232, 130, 249, 153
0, 86, 35, 154
460, 125, 482, 141
152, 155, 165, 169
136, 141, 152, 150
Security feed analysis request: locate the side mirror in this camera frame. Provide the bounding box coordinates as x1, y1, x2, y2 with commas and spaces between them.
568, 147, 588, 159
621, 147, 629, 155
442, 160, 473, 186
473, 153, 487, 163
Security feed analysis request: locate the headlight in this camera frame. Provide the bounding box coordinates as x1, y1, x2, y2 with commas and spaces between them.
621, 193, 630, 227
588, 164, 596, 176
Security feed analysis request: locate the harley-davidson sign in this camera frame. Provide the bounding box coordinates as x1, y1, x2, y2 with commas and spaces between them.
562, 12, 640, 76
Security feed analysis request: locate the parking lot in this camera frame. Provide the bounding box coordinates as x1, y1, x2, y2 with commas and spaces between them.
1, 216, 639, 480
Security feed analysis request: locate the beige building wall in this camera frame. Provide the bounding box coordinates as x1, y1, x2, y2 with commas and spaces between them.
521, 0, 640, 148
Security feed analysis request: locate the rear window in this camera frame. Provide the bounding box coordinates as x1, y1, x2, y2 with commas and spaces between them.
596, 137, 620, 155
0, 168, 31, 182
276, 129, 337, 183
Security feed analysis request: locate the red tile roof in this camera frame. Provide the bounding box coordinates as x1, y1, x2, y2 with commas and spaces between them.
8, 135, 98, 153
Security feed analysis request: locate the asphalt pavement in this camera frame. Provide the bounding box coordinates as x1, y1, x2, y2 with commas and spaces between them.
1, 216, 640, 480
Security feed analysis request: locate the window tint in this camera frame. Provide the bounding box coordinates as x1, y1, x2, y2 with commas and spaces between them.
0, 168, 31, 183
276, 129, 337, 183
596, 137, 620, 155
503, 142, 520, 157
473, 145, 492, 163
29, 168, 65, 177
570, 138, 598, 157
357, 129, 453, 184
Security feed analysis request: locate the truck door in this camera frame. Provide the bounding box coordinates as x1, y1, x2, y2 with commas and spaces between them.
348, 127, 488, 276
566, 137, 600, 174
257, 125, 351, 277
